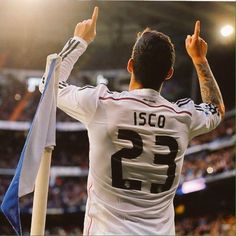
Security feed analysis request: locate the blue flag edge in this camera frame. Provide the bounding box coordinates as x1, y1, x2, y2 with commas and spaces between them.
1, 58, 57, 235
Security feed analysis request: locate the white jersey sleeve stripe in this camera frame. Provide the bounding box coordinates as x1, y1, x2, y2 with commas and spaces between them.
175, 98, 191, 107
61, 41, 80, 60
174, 99, 221, 139
58, 38, 76, 57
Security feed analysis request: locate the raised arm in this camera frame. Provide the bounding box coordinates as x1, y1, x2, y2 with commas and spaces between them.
58, 6, 99, 82
40, 7, 99, 123
185, 21, 225, 119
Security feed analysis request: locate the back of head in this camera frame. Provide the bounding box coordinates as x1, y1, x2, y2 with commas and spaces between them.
132, 28, 175, 90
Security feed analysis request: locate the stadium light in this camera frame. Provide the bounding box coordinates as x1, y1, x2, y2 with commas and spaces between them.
14, 94, 22, 101
220, 25, 234, 37
27, 77, 41, 92
206, 166, 214, 174
181, 178, 206, 194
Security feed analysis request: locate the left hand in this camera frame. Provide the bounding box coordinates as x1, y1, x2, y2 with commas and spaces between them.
185, 21, 208, 63
74, 6, 99, 44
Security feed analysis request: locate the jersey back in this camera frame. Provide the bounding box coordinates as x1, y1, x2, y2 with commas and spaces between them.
84, 87, 193, 235
55, 83, 221, 235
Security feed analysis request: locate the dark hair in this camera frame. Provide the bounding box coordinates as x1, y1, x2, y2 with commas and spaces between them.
131, 28, 175, 90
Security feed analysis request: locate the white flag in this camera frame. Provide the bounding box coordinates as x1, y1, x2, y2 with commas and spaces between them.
1, 54, 61, 235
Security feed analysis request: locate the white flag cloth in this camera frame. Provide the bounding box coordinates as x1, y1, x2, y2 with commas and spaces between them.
1, 54, 61, 235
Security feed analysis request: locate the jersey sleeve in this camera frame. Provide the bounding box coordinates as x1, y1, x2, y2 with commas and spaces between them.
39, 36, 105, 125
57, 83, 107, 125
175, 98, 222, 139
58, 36, 88, 82
39, 36, 88, 93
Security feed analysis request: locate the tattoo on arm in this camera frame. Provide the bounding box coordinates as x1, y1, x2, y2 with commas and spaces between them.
194, 61, 225, 117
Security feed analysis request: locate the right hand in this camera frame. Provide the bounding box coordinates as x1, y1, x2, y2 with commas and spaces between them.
185, 21, 208, 63
74, 6, 99, 44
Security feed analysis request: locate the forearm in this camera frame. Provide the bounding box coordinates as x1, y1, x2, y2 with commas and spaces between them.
58, 36, 88, 82
193, 58, 225, 118
39, 37, 87, 94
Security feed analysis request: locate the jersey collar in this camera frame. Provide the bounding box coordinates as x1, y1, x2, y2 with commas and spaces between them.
130, 88, 161, 97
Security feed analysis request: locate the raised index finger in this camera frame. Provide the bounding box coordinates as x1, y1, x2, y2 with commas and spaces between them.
91, 6, 98, 25
194, 20, 200, 38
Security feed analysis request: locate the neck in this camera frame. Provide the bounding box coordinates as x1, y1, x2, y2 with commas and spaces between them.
129, 75, 163, 93
128, 75, 143, 91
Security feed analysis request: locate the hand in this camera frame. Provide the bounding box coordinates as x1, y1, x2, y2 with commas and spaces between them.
74, 6, 98, 44
185, 21, 208, 63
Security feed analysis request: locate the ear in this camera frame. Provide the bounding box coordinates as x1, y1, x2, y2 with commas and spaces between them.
127, 58, 134, 74
165, 67, 174, 80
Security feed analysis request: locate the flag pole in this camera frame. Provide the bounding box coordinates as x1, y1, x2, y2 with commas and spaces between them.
30, 147, 53, 235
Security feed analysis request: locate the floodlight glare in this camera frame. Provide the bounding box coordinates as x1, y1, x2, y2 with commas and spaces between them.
27, 77, 41, 92
220, 25, 234, 37
181, 178, 206, 194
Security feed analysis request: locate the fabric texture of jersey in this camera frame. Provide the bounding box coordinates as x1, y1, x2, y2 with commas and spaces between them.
40, 37, 221, 235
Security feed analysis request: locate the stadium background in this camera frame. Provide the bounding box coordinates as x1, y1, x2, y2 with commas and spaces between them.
0, 0, 235, 235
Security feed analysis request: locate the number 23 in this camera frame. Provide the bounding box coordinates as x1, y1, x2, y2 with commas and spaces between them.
111, 129, 178, 194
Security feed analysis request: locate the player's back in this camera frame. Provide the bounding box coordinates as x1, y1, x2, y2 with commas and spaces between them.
84, 86, 192, 235
42, 34, 222, 235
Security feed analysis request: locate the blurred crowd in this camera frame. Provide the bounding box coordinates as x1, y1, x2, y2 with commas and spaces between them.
0, 74, 26, 120
176, 214, 235, 236
189, 115, 235, 146
0, 73, 77, 122
181, 147, 235, 183
0, 176, 87, 213
0, 130, 90, 169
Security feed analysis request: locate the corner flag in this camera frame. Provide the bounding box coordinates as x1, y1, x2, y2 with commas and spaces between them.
1, 54, 61, 235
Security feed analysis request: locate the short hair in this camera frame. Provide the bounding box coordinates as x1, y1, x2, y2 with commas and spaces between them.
131, 28, 175, 90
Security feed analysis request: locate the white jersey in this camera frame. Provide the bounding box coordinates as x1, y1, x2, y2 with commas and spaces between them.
40, 37, 221, 235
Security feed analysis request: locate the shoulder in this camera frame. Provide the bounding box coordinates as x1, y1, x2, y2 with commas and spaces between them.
173, 98, 197, 113
174, 98, 193, 108
97, 86, 129, 100
76, 83, 125, 102
75, 83, 113, 95
174, 98, 220, 117
158, 96, 193, 117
